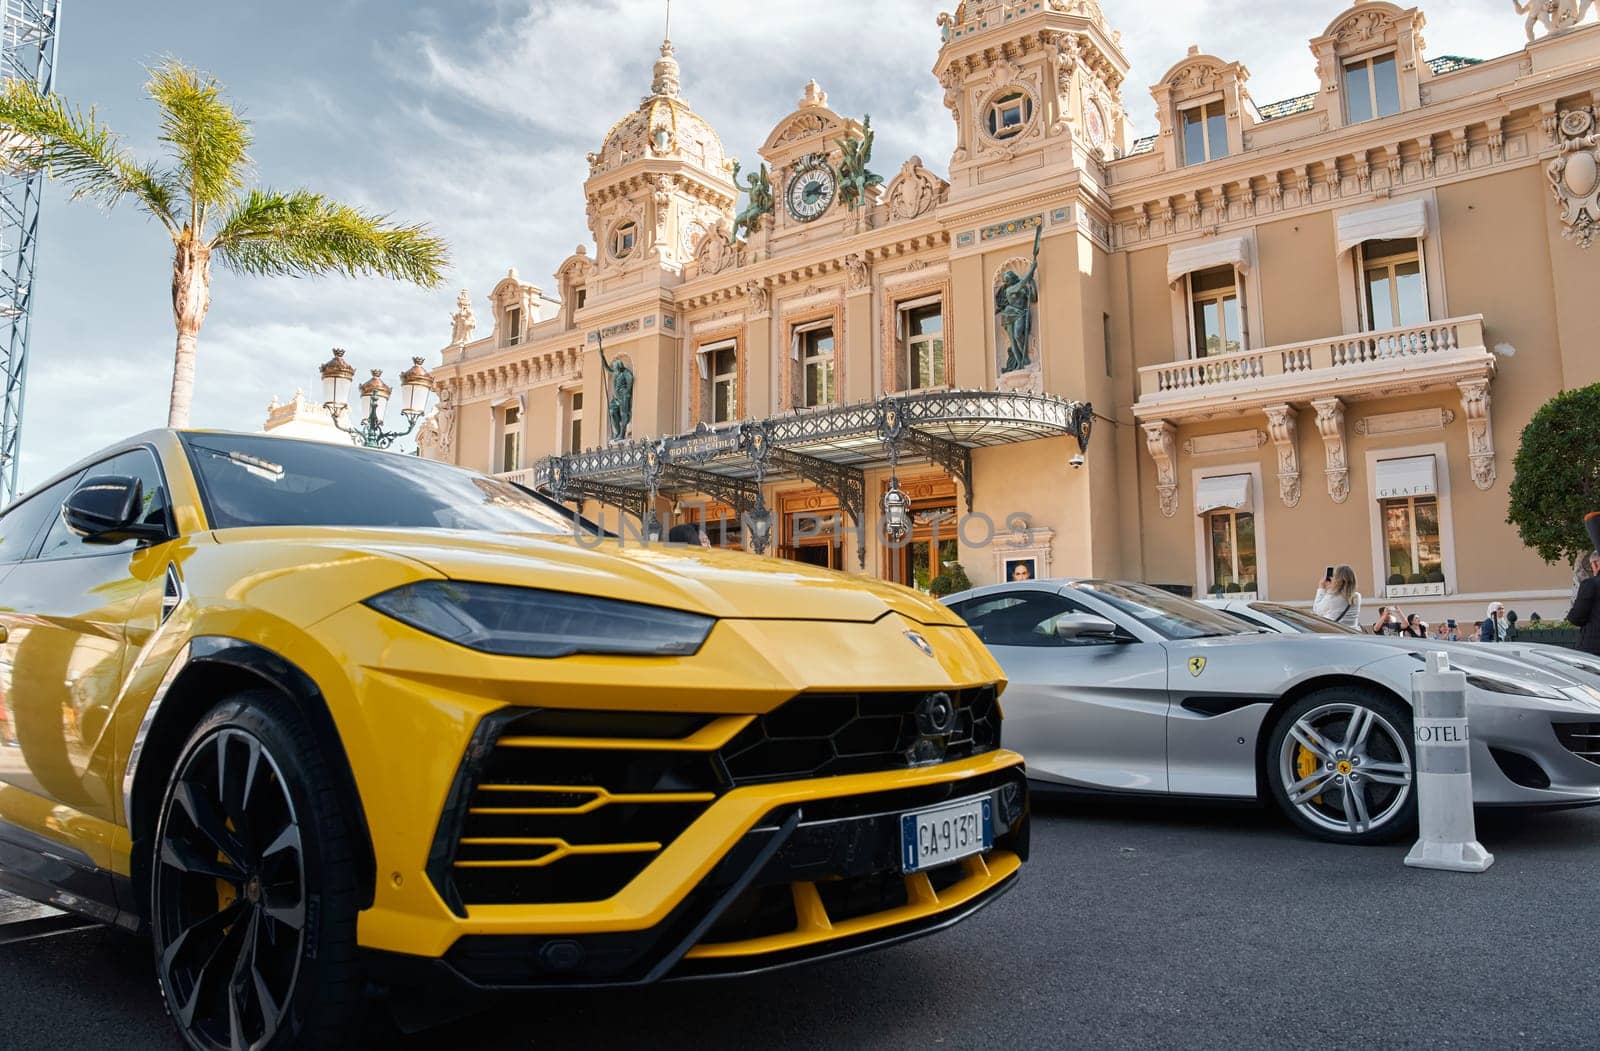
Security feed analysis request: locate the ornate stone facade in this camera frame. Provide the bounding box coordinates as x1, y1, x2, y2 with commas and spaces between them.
416, 3, 1598, 619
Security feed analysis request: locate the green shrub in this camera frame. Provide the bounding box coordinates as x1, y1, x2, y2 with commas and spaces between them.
1507, 383, 1600, 566
1388, 573, 1405, 586
928, 561, 972, 598
1407, 572, 1427, 585
1209, 583, 1225, 596
1426, 569, 1445, 584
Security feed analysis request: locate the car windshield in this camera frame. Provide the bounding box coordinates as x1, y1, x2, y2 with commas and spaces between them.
181, 433, 576, 534
1068, 581, 1258, 640
1250, 602, 1360, 635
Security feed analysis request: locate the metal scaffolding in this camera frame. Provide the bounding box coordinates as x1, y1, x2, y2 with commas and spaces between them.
0, 0, 60, 504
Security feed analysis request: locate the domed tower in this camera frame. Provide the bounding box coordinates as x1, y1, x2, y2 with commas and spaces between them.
583, 34, 738, 289
934, 0, 1130, 199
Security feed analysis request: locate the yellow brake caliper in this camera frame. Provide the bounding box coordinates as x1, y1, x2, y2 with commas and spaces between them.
1296, 745, 1324, 805
216, 818, 239, 911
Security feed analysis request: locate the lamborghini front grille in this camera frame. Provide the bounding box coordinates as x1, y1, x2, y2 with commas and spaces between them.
427, 689, 1003, 912
429, 710, 726, 912
717, 686, 1001, 786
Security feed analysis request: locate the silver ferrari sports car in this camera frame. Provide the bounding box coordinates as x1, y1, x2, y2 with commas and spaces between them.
944, 580, 1600, 844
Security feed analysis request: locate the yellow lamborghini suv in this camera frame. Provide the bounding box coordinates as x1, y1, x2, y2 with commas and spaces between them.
0, 430, 1028, 1049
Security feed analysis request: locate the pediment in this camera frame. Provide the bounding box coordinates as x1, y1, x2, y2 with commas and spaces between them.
760, 108, 847, 156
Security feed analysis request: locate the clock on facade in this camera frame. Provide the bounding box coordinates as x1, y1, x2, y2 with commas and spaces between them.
786, 161, 837, 222
681, 219, 708, 257
1085, 101, 1107, 148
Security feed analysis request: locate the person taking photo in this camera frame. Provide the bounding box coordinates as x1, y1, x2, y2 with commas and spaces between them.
1312, 565, 1362, 628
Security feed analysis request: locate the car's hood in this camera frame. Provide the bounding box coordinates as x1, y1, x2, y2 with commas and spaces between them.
1208, 631, 1595, 695
217, 527, 963, 626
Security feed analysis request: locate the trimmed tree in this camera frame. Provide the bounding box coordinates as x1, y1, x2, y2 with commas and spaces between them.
0, 61, 449, 427
1506, 382, 1600, 569
928, 561, 972, 598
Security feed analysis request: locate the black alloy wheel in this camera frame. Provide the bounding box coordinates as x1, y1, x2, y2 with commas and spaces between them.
150, 691, 363, 1050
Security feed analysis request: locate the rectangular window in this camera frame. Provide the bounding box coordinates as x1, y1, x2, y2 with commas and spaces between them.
1189, 266, 1242, 357
1344, 53, 1400, 125
800, 325, 835, 408
566, 392, 583, 454
1206, 510, 1257, 595
1180, 101, 1228, 166
575, 289, 587, 310
710, 343, 738, 423
898, 299, 945, 391
1382, 495, 1442, 585
501, 405, 522, 472
1361, 238, 1427, 331
504, 306, 522, 347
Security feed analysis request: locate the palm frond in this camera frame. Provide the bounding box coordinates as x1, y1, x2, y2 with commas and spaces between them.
146, 59, 250, 218
0, 77, 180, 229
211, 189, 449, 288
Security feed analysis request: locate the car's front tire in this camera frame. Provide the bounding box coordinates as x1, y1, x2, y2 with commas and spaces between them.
1266, 687, 1416, 844
149, 690, 364, 1050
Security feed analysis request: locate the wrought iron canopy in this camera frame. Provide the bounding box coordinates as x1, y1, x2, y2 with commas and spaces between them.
534, 389, 1090, 563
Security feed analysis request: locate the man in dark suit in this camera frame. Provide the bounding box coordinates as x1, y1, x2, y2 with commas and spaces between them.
1567, 513, 1600, 657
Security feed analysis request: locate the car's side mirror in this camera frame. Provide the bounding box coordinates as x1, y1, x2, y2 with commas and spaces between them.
1054, 614, 1120, 641
62, 475, 165, 544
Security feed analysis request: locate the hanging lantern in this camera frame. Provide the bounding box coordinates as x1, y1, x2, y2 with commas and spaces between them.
744, 508, 774, 554
882, 478, 913, 544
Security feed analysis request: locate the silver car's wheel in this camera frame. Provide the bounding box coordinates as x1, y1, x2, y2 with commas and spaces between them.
1269, 691, 1415, 843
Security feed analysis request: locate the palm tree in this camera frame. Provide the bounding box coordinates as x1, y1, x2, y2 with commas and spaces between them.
0, 60, 449, 426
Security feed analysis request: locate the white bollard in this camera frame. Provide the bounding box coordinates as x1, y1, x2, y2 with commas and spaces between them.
1405, 651, 1493, 872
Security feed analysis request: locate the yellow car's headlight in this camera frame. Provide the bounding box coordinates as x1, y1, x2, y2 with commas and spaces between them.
365, 581, 714, 658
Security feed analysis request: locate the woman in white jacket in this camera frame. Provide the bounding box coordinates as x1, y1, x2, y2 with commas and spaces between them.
1312, 564, 1362, 628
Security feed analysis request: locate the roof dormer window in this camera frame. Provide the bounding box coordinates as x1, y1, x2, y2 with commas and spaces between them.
1343, 53, 1400, 124
1180, 101, 1228, 166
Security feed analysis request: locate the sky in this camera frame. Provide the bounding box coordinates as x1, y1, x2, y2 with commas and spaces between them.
14, 0, 1529, 489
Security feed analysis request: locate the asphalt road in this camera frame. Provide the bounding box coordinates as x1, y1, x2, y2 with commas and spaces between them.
3, 799, 1597, 1049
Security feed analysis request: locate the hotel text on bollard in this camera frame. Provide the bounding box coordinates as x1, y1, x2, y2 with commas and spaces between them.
1405, 651, 1493, 872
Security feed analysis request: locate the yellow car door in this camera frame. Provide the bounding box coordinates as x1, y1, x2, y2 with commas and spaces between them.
0, 450, 171, 870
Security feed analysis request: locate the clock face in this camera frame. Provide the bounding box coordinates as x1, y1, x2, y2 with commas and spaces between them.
681, 219, 707, 257
786, 164, 837, 222
1085, 103, 1106, 147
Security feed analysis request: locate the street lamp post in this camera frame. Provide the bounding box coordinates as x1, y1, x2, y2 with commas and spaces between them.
319, 348, 436, 449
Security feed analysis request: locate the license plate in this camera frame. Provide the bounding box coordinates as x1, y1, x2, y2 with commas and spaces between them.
900, 795, 994, 874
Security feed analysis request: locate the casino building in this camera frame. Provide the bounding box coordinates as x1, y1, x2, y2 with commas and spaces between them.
412, 0, 1600, 624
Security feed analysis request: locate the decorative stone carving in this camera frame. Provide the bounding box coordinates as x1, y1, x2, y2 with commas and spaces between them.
1263, 404, 1302, 508
449, 289, 476, 346
1333, 7, 1392, 45
1458, 379, 1497, 490
743, 280, 770, 315
1548, 108, 1600, 249
1143, 421, 1179, 518
1311, 397, 1350, 503
693, 217, 742, 275
884, 156, 949, 221
415, 385, 456, 462
1515, 0, 1597, 41
1183, 429, 1268, 457
843, 252, 870, 292
1356, 408, 1457, 436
